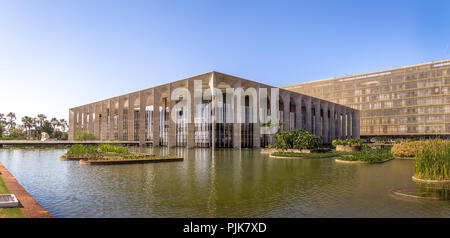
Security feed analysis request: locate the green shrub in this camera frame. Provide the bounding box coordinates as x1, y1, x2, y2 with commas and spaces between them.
340, 147, 393, 162
415, 139, 450, 180
98, 144, 128, 153
391, 141, 424, 157
67, 144, 98, 156
274, 129, 321, 150
373, 137, 389, 142
74, 130, 96, 141
332, 139, 364, 147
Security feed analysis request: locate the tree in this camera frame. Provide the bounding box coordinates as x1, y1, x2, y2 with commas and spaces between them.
0, 113, 6, 137
59, 119, 68, 132
6, 112, 16, 130
8, 128, 25, 139
50, 117, 60, 132
21, 116, 33, 139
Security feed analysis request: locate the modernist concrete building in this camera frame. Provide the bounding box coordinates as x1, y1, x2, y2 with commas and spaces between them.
68, 72, 359, 148
283, 59, 450, 139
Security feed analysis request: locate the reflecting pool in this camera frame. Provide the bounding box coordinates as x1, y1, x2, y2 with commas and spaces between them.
0, 147, 449, 217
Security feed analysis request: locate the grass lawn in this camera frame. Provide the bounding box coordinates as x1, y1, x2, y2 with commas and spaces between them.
0, 175, 25, 218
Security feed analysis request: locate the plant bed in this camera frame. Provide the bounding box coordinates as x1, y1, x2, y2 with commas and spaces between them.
335, 145, 361, 152
395, 156, 415, 160
59, 154, 88, 161
390, 188, 444, 200
62, 144, 184, 165
413, 139, 450, 183
335, 157, 393, 164
270, 150, 345, 159
412, 176, 450, 184
79, 156, 183, 165
334, 147, 393, 164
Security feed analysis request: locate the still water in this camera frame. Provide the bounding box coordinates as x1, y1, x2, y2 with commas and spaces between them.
0, 147, 449, 218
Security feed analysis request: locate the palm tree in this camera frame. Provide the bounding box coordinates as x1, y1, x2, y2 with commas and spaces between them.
21, 116, 33, 139
35, 114, 47, 128
59, 119, 68, 132
6, 112, 16, 130
0, 113, 5, 137
50, 117, 60, 132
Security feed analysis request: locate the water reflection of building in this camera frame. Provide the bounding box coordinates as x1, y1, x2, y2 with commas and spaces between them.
69, 72, 358, 148
283, 60, 450, 139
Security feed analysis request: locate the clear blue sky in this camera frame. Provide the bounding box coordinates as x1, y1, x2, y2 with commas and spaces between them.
0, 0, 449, 121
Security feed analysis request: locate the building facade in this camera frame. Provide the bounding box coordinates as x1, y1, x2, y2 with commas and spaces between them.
68, 72, 359, 148
282, 59, 450, 138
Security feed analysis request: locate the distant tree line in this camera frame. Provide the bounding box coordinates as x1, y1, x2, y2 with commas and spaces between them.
0, 112, 68, 140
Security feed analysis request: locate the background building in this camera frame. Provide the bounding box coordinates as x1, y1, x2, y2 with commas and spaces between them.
282, 59, 450, 139
68, 72, 359, 148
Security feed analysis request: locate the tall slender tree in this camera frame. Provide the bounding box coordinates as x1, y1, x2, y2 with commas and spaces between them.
0, 113, 6, 137
21, 116, 33, 139
59, 119, 68, 132
6, 112, 16, 130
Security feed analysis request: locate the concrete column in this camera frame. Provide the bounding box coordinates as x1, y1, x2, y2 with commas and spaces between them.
167, 84, 176, 148
187, 80, 195, 148
232, 80, 241, 149
109, 100, 114, 140
347, 110, 352, 140
210, 72, 217, 149
69, 109, 75, 140
139, 91, 146, 145
305, 97, 312, 133
282, 92, 290, 131
322, 102, 329, 143
294, 95, 302, 129
94, 104, 100, 140
336, 106, 341, 139
128, 95, 135, 141
101, 102, 107, 140
352, 110, 360, 139
253, 86, 260, 148
152, 89, 161, 146
118, 96, 124, 141
83, 107, 88, 132
329, 104, 335, 141
88, 106, 94, 135
341, 108, 346, 139
314, 100, 321, 138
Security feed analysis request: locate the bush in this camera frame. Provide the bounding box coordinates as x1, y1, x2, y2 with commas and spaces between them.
391, 141, 424, 157
339, 147, 393, 162
74, 130, 96, 141
373, 137, 389, 142
332, 139, 364, 147
415, 139, 450, 180
67, 144, 98, 156
274, 129, 321, 150
98, 144, 128, 153
8, 128, 26, 139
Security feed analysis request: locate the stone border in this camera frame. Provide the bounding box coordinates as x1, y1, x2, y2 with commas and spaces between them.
334, 158, 394, 164
395, 156, 415, 160
0, 162, 53, 218
390, 188, 442, 201
59, 155, 87, 161
269, 154, 336, 159
412, 176, 450, 184
79, 157, 183, 165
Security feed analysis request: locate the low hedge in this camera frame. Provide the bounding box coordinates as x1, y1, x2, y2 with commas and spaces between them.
332, 139, 364, 147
